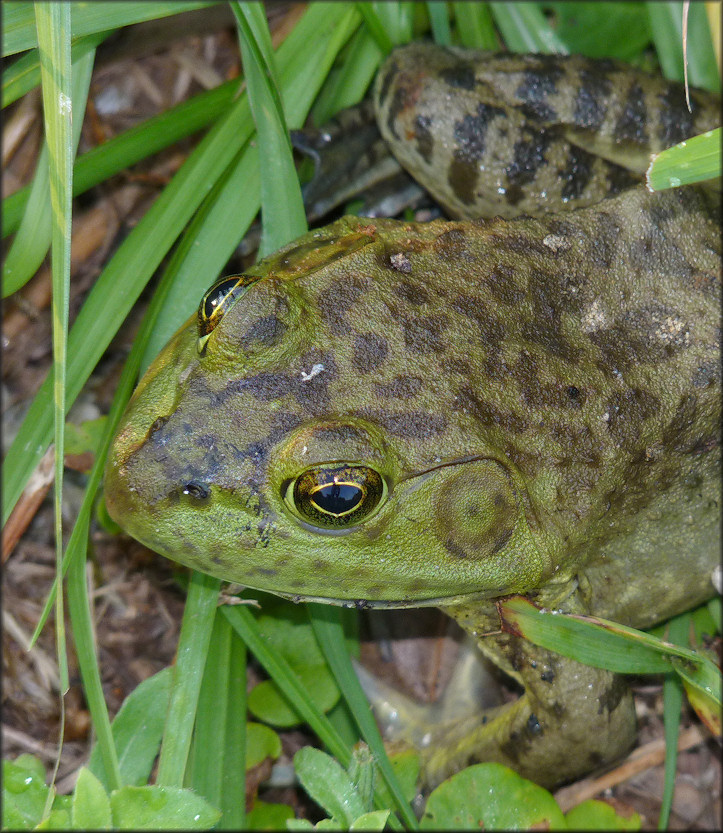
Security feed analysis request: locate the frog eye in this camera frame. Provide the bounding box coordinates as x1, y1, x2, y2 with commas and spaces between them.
285, 464, 386, 529
197, 274, 260, 350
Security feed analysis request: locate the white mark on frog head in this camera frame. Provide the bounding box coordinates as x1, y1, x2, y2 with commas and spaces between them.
582, 299, 607, 333
300, 363, 324, 382
542, 234, 570, 253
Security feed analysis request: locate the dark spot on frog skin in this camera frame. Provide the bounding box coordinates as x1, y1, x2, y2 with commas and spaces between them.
614, 81, 648, 144
604, 388, 662, 449
513, 60, 564, 122
455, 386, 530, 434
597, 674, 628, 714
486, 264, 525, 307
242, 314, 287, 348
444, 538, 469, 559
692, 361, 720, 389
559, 145, 595, 202
376, 58, 398, 108
656, 84, 694, 146
540, 669, 555, 683
393, 279, 429, 305
573, 67, 612, 129
413, 113, 434, 164
364, 410, 447, 439
506, 128, 553, 193
433, 227, 475, 262
352, 333, 388, 373
374, 375, 423, 399
316, 275, 370, 335
491, 527, 514, 555
448, 102, 506, 204
439, 62, 477, 90
400, 314, 448, 353
385, 83, 412, 142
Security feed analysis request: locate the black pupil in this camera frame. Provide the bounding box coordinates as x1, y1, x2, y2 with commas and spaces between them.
203, 280, 237, 319
313, 483, 362, 515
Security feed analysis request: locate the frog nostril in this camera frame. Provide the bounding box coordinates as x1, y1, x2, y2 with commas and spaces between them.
182, 480, 211, 502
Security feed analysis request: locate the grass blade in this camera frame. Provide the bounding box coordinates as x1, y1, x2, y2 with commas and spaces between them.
453, 2, 499, 50
3, 1, 217, 56
308, 604, 419, 830
489, 2, 568, 54
232, 1, 307, 257
4, 76, 241, 238
3, 42, 94, 297
156, 572, 221, 787
2, 30, 109, 109
34, 0, 73, 702
646, 127, 721, 190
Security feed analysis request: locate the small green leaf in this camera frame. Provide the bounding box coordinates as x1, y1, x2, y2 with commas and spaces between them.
246, 722, 283, 770
64, 417, 108, 457
35, 807, 72, 830
2, 758, 50, 830
420, 762, 566, 830
350, 809, 392, 831
565, 798, 641, 830
245, 798, 294, 829
109, 785, 221, 830
248, 664, 340, 727
71, 768, 112, 829
294, 747, 365, 827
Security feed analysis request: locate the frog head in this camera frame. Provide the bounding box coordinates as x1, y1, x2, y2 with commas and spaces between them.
105, 218, 569, 607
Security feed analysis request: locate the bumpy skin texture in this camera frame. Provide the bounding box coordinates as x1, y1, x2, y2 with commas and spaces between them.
105, 45, 721, 787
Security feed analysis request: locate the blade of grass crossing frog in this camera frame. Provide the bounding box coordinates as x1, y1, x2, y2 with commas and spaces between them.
647, 127, 722, 189
232, 1, 307, 257
489, 2, 568, 54
35, 1, 73, 701
3, 76, 240, 239
308, 604, 419, 831
659, 614, 689, 830
3, 42, 94, 297
426, 1, 452, 46
452, 2, 499, 50
1, 0, 360, 525
156, 572, 221, 787
501, 598, 674, 674
2, 1, 217, 56
188, 612, 247, 829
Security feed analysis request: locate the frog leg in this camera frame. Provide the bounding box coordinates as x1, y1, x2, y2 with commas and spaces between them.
419, 606, 637, 789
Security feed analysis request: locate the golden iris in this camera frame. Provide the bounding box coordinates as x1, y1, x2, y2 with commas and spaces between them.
289, 464, 385, 529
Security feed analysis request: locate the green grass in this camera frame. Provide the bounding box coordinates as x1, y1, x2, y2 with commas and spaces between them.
3, 2, 720, 830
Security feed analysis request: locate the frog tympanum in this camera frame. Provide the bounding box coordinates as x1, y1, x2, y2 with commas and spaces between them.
105, 45, 721, 788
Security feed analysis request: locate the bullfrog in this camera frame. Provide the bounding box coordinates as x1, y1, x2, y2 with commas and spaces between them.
104, 44, 721, 788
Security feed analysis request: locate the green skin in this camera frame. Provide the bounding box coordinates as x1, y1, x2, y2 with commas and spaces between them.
105, 45, 721, 788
